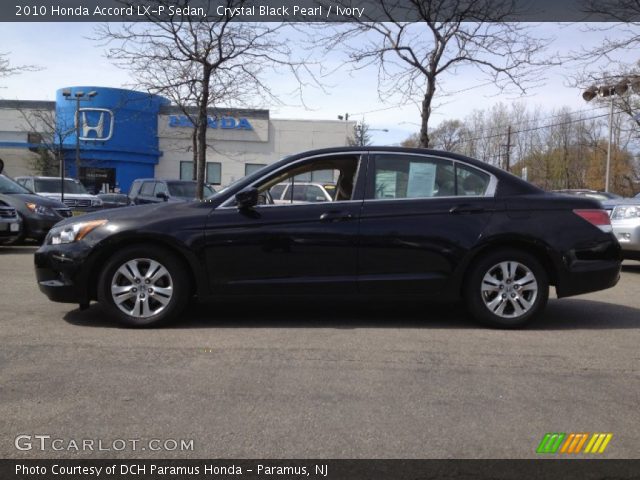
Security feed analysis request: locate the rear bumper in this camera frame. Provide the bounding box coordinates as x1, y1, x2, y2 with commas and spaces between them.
555, 239, 622, 298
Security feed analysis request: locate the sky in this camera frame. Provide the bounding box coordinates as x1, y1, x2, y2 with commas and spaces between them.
0, 22, 634, 145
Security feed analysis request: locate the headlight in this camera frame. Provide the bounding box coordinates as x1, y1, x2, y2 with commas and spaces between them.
91, 198, 103, 207
48, 219, 107, 245
611, 205, 640, 220
26, 202, 56, 217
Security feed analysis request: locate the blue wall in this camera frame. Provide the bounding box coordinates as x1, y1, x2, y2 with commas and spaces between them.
56, 86, 169, 192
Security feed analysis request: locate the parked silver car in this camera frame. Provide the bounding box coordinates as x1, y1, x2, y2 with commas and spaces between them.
603, 198, 640, 260
15, 176, 103, 214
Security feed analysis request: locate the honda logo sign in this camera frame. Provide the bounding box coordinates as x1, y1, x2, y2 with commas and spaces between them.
76, 108, 114, 141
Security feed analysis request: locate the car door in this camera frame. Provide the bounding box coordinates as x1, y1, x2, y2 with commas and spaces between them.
203, 153, 365, 295
358, 152, 497, 296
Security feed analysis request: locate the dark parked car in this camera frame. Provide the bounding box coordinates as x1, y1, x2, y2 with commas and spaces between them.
0, 172, 72, 243
0, 199, 22, 245
35, 147, 621, 328
552, 189, 623, 202
97, 193, 132, 209
129, 179, 216, 204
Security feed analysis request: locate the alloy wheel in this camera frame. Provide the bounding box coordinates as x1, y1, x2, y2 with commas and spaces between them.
110, 258, 174, 318
480, 261, 538, 318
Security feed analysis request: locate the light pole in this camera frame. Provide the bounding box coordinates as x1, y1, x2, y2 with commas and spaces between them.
582, 78, 639, 192
61, 89, 97, 202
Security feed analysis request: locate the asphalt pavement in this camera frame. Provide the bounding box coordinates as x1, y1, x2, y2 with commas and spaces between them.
1, 245, 639, 459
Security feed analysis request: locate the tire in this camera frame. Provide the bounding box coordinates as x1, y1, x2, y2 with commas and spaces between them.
98, 245, 190, 327
464, 248, 549, 328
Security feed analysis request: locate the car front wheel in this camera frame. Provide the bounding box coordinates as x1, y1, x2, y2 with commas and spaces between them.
465, 249, 549, 328
98, 245, 189, 327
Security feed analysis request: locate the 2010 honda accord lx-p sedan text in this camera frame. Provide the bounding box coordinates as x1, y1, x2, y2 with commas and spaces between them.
34, 147, 622, 328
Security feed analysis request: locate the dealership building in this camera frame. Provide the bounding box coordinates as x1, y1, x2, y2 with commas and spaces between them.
0, 86, 355, 193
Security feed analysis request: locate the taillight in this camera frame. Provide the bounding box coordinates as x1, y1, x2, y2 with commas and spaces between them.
573, 209, 612, 233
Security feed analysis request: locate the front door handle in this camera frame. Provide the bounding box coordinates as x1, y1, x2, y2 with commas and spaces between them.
320, 211, 354, 222
449, 204, 486, 214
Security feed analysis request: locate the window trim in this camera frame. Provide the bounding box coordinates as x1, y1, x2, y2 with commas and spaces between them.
179, 161, 194, 181
364, 151, 497, 202
206, 161, 222, 185
244, 163, 268, 177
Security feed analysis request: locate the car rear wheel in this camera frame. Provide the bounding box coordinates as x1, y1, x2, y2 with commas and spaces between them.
98, 245, 189, 327
464, 249, 549, 328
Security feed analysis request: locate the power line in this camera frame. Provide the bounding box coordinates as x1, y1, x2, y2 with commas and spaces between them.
453, 112, 612, 146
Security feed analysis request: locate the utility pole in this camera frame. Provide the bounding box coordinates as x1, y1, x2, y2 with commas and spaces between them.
502, 125, 512, 172
605, 91, 614, 193
582, 78, 640, 193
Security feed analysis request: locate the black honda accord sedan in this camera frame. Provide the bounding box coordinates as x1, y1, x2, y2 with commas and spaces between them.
35, 147, 621, 328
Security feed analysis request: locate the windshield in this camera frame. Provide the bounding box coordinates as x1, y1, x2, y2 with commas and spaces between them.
0, 175, 32, 194
34, 178, 89, 194
167, 182, 215, 198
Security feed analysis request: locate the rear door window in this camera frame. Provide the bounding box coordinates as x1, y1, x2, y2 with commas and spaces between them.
372, 155, 455, 199
370, 154, 491, 199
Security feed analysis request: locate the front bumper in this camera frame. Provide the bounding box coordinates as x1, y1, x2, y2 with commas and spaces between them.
611, 219, 640, 260
23, 214, 66, 240
0, 218, 22, 244
34, 242, 94, 304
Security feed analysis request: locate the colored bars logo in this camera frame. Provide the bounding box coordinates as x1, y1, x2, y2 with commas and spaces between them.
536, 433, 612, 454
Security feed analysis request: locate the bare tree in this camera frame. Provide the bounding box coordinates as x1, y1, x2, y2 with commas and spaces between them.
96, 0, 302, 198
429, 119, 465, 151
573, 1, 640, 62
17, 106, 74, 176
348, 120, 373, 146
0, 52, 38, 82
320, 0, 551, 147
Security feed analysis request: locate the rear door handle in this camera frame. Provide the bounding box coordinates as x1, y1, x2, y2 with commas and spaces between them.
320, 211, 354, 222
449, 204, 486, 214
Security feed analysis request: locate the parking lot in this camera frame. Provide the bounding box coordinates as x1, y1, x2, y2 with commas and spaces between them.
1, 244, 639, 459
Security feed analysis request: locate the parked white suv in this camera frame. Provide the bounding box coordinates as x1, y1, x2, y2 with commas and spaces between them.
269, 182, 335, 204
15, 176, 103, 214
603, 198, 640, 261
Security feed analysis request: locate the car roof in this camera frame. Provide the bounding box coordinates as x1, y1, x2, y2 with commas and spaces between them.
17, 176, 81, 181
132, 179, 199, 183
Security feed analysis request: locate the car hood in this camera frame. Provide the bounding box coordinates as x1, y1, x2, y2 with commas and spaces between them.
601, 198, 640, 208
53, 200, 208, 228
0, 192, 68, 208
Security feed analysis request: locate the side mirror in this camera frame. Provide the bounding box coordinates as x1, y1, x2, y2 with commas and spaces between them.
156, 192, 169, 201
235, 187, 259, 209
0, 158, 4, 174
